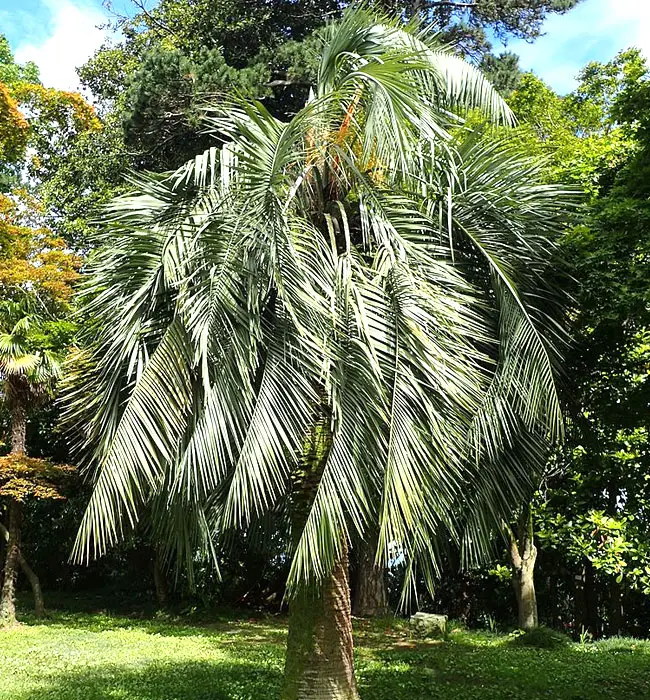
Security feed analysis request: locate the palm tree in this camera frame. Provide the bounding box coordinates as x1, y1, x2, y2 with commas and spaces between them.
0, 302, 62, 625
68, 8, 575, 698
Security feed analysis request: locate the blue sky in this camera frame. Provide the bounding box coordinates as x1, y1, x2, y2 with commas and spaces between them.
1, 0, 649, 94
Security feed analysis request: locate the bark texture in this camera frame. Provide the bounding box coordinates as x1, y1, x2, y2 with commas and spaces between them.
353, 536, 388, 617
283, 543, 359, 700
0, 520, 44, 617
0, 499, 22, 625
10, 396, 27, 455
508, 504, 538, 630
283, 415, 359, 699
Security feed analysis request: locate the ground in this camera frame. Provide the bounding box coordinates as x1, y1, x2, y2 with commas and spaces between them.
2, 599, 650, 699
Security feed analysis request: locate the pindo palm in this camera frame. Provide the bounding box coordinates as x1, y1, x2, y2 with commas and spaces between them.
67, 7, 575, 699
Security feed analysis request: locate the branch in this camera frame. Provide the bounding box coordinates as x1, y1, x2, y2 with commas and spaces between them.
130, 0, 174, 36
428, 1, 477, 7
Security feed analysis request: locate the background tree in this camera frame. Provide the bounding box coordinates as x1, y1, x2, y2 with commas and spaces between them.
379, 1, 583, 58
0, 453, 73, 622
0, 186, 78, 625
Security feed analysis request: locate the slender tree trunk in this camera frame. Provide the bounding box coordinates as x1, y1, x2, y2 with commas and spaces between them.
548, 575, 557, 629
283, 415, 359, 700
0, 499, 22, 625
17, 552, 44, 618
458, 573, 472, 623
10, 397, 27, 456
574, 564, 587, 635
585, 561, 600, 637
153, 548, 169, 607
508, 504, 538, 630
0, 521, 43, 617
1, 393, 31, 624
607, 476, 622, 635
283, 542, 359, 700
353, 535, 388, 617
608, 579, 623, 636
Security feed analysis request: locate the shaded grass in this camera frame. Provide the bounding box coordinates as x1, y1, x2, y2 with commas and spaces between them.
2, 604, 650, 699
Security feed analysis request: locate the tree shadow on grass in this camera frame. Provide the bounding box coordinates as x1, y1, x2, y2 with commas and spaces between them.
10, 659, 283, 700
17, 601, 288, 645
358, 643, 650, 700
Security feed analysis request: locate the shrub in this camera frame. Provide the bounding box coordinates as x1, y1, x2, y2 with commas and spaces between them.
509, 626, 571, 649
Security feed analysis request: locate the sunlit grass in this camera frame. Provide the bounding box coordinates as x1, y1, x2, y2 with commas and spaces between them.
2, 604, 650, 699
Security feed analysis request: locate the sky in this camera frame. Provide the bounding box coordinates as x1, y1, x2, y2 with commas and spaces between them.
0, 0, 649, 94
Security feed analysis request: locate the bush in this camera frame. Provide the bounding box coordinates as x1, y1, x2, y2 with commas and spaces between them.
509, 626, 571, 650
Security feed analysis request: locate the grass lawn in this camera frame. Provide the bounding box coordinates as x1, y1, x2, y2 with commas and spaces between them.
2, 600, 650, 699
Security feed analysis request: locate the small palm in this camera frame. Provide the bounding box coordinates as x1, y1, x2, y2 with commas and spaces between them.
0, 305, 61, 409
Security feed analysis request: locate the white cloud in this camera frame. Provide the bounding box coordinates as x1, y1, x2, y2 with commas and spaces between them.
496, 0, 650, 93
14, 0, 109, 93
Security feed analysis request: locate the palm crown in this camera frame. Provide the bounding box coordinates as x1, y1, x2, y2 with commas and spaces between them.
69, 9, 575, 603
0, 303, 62, 417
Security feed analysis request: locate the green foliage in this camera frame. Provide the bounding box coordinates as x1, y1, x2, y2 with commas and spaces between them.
500, 47, 650, 619
414, 0, 584, 58
40, 116, 130, 248
0, 34, 39, 85
122, 45, 270, 169
508, 625, 571, 648
480, 52, 523, 96
2, 608, 650, 700
507, 65, 634, 196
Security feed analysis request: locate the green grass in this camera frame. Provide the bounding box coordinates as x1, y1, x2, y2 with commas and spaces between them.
2, 603, 650, 699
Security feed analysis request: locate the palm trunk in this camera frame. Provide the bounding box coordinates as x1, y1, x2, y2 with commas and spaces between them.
0, 520, 43, 617
353, 535, 388, 617
0, 499, 22, 625
514, 553, 538, 630
283, 416, 359, 700
10, 396, 27, 456
508, 504, 538, 630
283, 541, 359, 700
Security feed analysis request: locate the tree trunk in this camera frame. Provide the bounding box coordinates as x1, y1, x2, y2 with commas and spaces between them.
153, 549, 169, 607
608, 579, 623, 636
282, 542, 359, 700
585, 560, 600, 637
508, 504, 538, 630
513, 550, 538, 630
283, 414, 359, 700
353, 535, 388, 617
0, 499, 22, 625
574, 564, 587, 635
10, 397, 27, 455
0, 520, 44, 617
